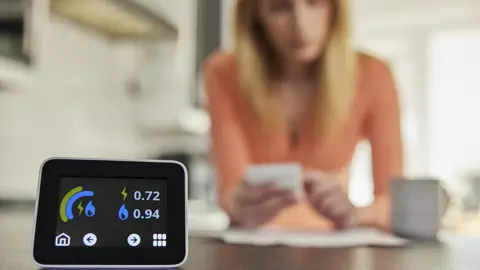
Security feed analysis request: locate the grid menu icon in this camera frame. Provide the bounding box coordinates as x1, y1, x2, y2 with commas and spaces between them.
153, 233, 167, 247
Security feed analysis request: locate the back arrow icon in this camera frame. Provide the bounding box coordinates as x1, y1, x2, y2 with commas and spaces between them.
83, 233, 97, 246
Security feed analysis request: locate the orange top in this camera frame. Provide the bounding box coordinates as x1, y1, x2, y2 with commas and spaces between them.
204, 51, 403, 231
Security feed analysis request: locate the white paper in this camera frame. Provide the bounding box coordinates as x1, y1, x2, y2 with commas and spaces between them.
210, 228, 408, 247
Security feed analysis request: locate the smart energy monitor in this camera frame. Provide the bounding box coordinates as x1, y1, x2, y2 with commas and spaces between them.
32, 158, 188, 268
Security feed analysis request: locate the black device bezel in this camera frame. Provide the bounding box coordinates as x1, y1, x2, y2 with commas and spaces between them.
32, 158, 188, 267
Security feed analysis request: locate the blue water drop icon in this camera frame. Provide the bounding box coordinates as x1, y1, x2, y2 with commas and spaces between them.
85, 201, 95, 217
118, 204, 128, 220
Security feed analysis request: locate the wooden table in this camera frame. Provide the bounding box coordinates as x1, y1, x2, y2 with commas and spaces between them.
0, 204, 452, 270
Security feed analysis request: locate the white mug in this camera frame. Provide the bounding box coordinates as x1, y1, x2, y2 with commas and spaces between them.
390, 178, 450, 239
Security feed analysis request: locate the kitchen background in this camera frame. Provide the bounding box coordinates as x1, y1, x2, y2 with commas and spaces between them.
0, 0, 479, 216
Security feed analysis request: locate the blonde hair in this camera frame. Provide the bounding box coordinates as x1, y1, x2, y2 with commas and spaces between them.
234, 0, 356, 137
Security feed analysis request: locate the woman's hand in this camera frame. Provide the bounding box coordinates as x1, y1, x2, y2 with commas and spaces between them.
228, 181, 298, 228
304, 171, 358, 230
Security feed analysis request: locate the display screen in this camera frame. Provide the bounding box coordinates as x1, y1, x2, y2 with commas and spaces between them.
55, 177, 167, 248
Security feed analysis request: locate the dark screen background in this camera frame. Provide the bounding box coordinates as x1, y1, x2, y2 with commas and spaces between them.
55, 177, 167, 248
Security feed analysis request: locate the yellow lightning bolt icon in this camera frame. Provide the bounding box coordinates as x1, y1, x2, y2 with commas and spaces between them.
121, 187, 127, 201
77, 201, 84, 215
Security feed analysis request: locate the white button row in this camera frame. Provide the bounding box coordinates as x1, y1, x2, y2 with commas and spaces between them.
55, 233, 167, 247
153, 240, 167, 247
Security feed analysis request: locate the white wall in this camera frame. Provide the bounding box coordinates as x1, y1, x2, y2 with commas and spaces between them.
0, 0, 197, 200
130, 0, 198, 130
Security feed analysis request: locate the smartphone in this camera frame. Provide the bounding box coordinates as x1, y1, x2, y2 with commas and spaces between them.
245, 163, 303, 197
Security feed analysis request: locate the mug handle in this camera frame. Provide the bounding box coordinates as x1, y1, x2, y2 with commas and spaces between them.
439, 182, 452, 216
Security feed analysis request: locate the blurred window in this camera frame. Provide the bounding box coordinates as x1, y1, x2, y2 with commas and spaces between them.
427, 28, 480, 195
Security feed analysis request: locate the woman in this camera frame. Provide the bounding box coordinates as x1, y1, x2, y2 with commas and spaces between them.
204, 0, 403, 231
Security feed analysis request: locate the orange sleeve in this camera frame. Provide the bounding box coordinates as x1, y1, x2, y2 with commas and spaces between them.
203, 53, 251, 219
364, 60, 404, 199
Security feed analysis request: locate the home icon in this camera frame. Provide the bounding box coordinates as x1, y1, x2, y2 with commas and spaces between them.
55, 233, 70, 247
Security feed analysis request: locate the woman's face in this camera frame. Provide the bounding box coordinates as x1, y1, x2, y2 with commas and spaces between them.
257, 0, 333, 64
